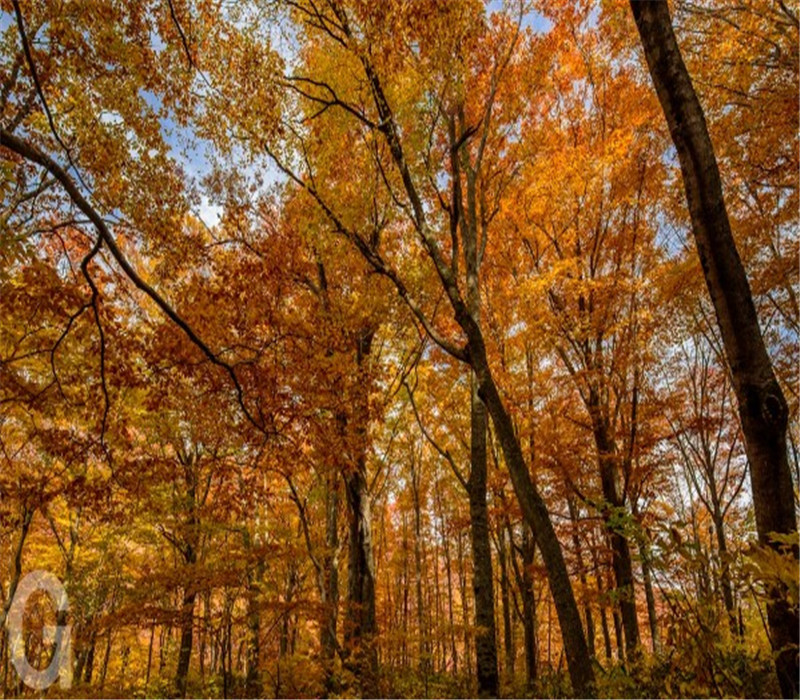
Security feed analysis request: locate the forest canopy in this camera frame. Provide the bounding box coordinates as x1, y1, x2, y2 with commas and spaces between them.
0, 0, 797, 698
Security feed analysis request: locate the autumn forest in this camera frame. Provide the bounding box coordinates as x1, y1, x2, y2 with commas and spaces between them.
0, 0, 798, 698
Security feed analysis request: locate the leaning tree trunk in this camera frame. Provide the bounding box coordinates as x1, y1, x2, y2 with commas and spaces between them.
463, 321, 595, 697
175, 583, 196, 697
629, 3, 798, 695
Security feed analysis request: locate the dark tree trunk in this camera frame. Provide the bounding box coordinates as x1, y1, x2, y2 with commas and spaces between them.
588, 397, 640, 658
497, 524, 515, 682
464, 329, 595, 696
629, 2, 798, 695
410, 455, 430, 678
344, 328, 379, 698
640, 547, 659, 653
567, 497, 596, 659
345, 462, 378, 697
519, 524, 538, 690
321, 471, 340, 697
245, 547, 264, 697
712, 512, 737, 637
469, 381, 500, 698
176, 587, 196, 698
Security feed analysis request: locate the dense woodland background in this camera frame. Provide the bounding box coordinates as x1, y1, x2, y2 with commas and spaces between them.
0, 0, 798, 698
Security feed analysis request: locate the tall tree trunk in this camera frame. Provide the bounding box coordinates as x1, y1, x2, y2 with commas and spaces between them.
712, 511, 737, 637
466, 336, 595, 696
176, 586, 196, 698
345, 460, 378, 696
567, 496, 596, 659
469, 379, 500, 698
640, 548, 659, 654
344, 328, 378, 697
410, 455, 430, 678
245, 546, 264, 697
512, 522, 538, 690
321, 470, 340, 696
588, 397, 640, 658
629, 3, 798, 695
497, 524, 515, 683
436, 483, 458, 675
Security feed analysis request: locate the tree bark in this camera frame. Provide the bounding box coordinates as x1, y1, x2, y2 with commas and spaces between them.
344, 327, 378, 698
321, 470, 340, 696
567, 496, 597, 659
629, 2, 798, 694
464, 327, 595, 696
587, 394, 640, 658
410, 455, 431, 678
469, 380, 500, 698
497, 524, 515, 682
176, 587, 196, 698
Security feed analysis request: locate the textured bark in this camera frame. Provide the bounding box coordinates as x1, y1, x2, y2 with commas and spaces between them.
244, 540, 264, 698
174, 452, 200, 698
464, 329, 595, 696
344, 328, 378, 698
321, 472, 340, 696
469, 381, 500, 698
518, 524, 538, 689
640, 546, 659, 653
630, 3, 798, 695
712, 512, 737, 636
567, 497, 597, 659
175, 589, 196, 697
410, 455, 430, 677
587, 393, 640, 658
497, 525, 515, 681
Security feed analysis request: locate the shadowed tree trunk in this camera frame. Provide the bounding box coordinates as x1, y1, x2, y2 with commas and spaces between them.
410, 452, 430, 678
586, 390, 640, 659
497, 523, 515, 682
509, 522, 538, 690
244, 529, 264, 697
567, 496, 597, 659
344, 327, 379, 698
629, 3, 798, 695
321, 470, 340, 696
469, 380, 500, 698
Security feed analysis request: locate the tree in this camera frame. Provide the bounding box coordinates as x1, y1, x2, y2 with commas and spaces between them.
628, 2, 798, 695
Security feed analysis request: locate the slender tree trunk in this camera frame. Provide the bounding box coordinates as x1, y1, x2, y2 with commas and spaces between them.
711, 510, 737, 637
457, 531, 473, 678
520, 525, 538, 689
567, 496, 597, 659
439, 495, 458, 675
343, 328, 379, 697
86, 630, 97, 684
588, 400, 640, 658
145, 625, 155, 692
466, 338, 595, 696
321, 470, 340, 696
245, 554, 264, 697
629, 3, 798, 694
99, 631, 112, 689
497, 525, 515, 683
469, 379, 500, 698
411, 456, 430, 677
176, 587, 197, 698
